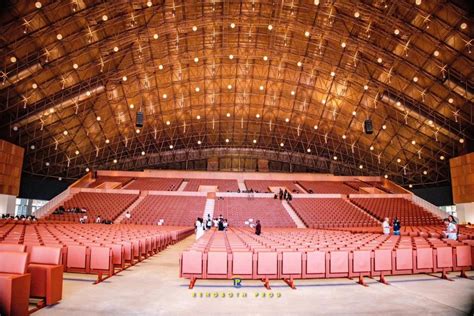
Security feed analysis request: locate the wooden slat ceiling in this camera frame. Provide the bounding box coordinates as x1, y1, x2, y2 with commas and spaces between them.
0, 0, 472, 187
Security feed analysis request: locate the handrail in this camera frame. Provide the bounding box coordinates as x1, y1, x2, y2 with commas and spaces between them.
411, 194, 449, 220
34, 188, 71, 218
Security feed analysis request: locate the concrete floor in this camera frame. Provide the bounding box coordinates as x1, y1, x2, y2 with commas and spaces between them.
37, 235, 474, 316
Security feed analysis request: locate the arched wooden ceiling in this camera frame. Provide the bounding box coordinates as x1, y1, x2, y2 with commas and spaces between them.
0, 0, 472, 187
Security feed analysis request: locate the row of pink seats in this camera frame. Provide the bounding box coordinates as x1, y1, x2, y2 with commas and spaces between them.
243, 180, 301, 193
124, 178, 183, 191
214, 197, 296, 227
289, 198, 379, 228
298, 181, 358, 194
0, 245, 62, 316
45, 192, 139, 223
180, 228, 473, 287
122, 195, 206, 226
351, 198, 443, 226
88, 176, 133, 188
184, 179, 239, 192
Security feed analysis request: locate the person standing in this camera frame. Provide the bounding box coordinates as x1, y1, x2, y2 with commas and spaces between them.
206, 215, 213, 230
255, 220, 262, 236
195, 217, 204, 240
443, 218, 457, 240
382, 217, 390, 235
393, 217, 401, 236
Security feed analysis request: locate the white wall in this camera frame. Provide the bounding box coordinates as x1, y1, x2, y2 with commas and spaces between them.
455, 202, 474, 224
0, 194, 17, 215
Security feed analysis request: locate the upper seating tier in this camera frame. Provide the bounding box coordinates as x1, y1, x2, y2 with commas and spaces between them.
214, 197, 296, 227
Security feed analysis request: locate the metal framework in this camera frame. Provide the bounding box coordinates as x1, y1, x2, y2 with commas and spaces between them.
0, 0, 472, 188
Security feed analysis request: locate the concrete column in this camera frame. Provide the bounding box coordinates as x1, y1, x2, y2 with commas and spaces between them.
0, 194, 17, 216
455, 202, 474, 224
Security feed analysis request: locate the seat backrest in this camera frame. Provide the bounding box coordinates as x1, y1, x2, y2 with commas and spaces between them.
0, 252, 29, 274
30, 246, 62, 265
0, 244, 26, 252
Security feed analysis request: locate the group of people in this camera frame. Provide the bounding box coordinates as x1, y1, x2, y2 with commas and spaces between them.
382, 217, 402, 235
79, 214, 112, 224
53, 206, 87, 215
382, 215, 459, 240
1, 214, 37, 221
195, 215, 229, 239
274, 188, 293, 201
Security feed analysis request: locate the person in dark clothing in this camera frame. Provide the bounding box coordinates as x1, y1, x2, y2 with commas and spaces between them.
393, 217, 401, 235
255, 220, 261, 235
218, 219, 225, 231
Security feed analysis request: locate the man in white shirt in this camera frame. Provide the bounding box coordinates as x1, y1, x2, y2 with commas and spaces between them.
382, 217, 390, 235
443, 218, 457, 240
125, 211, 131, 219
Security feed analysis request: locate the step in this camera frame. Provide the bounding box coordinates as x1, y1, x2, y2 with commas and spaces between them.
281, 200, 306, 228
203, 198, 215, 220
114, 195, 146, 223
177, 181, 188, 191
238, 182, 247, 191
294, 182, 307, 193
346, 198, 381, 223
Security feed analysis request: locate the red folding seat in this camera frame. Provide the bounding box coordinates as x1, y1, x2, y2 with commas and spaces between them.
374, 249, 392, 278
434, 247, 453, 273
351, 250, 371, 278
89, 246, 113, 283
281, 251, 303, 278
329, 251, 349, 276
453, 246, 472, 272
0, 252, 31, 316
414, 248, 433, 273
27, 246, 63, 305
66, 245, 89, 273
256, 252, 278, 278
180, 251, 203, 279
0, 244, 26, 252
394, 248, 413, 274
106, 244, 125, 270
231, 251, 253, 278
206, 251, 228, 278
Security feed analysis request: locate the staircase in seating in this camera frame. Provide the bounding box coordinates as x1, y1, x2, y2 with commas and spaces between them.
203, 194, 216, 220
281, 200, 307, 228
114, 192, 147, 223
177, 181, 188, 191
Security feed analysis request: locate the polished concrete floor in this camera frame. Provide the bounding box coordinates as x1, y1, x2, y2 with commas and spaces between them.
37, 235, 474, 316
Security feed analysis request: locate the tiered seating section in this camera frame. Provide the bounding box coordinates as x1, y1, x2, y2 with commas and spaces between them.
45, 192, 138, 223
214, 197, 296, 227
289, 198, 379, 228
184, 179, 239, 192
351, 197, 443, 226
89, 176, 133, 188
123, 195, 206, 226
299, 181, 357, 194
124, 178, 183, 191
244, 180, 302, 193
181, 228, 473, 287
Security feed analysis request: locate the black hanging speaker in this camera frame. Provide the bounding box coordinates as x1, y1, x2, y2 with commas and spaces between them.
136, 111, 144, 128
364, 119, 373, 134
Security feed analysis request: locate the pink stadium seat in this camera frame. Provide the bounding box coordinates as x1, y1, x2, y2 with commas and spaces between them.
0, 252, 31, 316
257, 252, 278, 276
395, 248, 413, 271
352, 250, 371, 274
416, 248, 433, 270
28, 246, 63, 305
181, 251, 203, 275
330, 251, 349, 274
66, 245, 88, 272
207, 252, 228, 276
305, 251, 326, 275
0, 244, 26, 252
231, 251, 253, 276
282, 252, 302, 275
